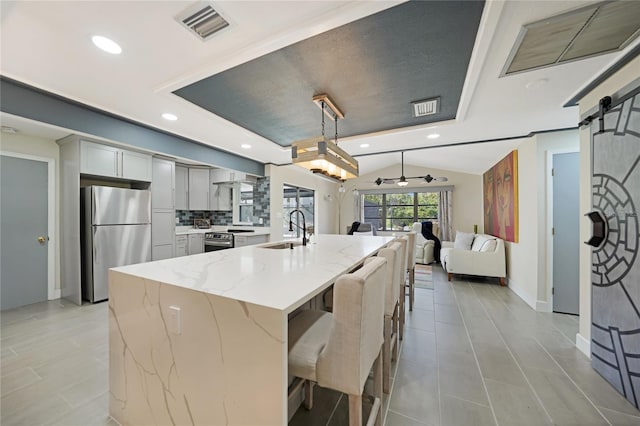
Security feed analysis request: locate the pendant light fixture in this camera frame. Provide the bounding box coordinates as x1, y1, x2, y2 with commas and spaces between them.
397, 152, 408, 186
374, 151, 448, 186
291, 94, 359, 182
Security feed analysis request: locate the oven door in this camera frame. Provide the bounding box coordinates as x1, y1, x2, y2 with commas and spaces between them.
204, 241, 233, 252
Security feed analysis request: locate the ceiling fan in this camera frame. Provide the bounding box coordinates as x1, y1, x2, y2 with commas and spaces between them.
375, 151, 448, 186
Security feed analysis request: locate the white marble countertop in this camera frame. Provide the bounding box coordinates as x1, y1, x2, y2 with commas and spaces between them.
112, 234, 393, 313
175, 226, 271, 236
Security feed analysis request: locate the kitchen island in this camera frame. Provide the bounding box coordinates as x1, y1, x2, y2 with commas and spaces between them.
108, 234, 393, 425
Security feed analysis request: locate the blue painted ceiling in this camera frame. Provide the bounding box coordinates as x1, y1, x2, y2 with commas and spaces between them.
174, 1, 485, 147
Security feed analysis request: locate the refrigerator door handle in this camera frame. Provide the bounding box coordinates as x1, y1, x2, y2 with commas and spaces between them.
93, 227, 98, 262
92, 188, 98, 224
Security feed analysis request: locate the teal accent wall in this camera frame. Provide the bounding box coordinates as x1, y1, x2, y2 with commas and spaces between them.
0, 77, 264, 176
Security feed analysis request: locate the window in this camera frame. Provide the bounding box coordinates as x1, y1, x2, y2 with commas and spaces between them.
283, 184, 314, 238
233, 182, 254, 224
363, 192, 439, 231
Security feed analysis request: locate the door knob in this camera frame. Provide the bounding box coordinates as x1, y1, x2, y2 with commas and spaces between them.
37, 236, 48, 244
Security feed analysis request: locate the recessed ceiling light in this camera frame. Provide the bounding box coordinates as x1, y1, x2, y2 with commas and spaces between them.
91, 35, 122, 54
241, 144, 251, 149
162, 113, 178, 121
427, 133, 440, 139
360, 143, 370, 148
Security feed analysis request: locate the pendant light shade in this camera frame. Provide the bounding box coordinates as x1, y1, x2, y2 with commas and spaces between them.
291, 95, 359, 182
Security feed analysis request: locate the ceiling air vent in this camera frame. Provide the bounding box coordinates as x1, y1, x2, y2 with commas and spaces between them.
411, 98, 440, 118
502, 1, 640, 76
176, 2, 229, 41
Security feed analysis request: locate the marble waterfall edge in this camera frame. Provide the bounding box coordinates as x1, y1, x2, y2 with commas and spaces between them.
108, 270, 287, 425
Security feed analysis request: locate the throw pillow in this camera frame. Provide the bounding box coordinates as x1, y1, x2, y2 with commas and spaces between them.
454, 231, 474, 250
480, 239, 497, 252
471, 235, 488, 251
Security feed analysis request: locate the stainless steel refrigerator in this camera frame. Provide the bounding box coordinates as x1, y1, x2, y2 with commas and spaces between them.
81, 186, 151, 302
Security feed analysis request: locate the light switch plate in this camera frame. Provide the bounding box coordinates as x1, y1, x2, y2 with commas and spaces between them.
168, 306, 181, 334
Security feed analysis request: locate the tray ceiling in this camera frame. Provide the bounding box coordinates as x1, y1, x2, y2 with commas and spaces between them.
174, 1, 485, 146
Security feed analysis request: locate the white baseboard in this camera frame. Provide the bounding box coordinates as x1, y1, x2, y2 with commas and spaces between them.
576, 333, 591, 358
535, 300, 552, 312
507, 279, 537, 310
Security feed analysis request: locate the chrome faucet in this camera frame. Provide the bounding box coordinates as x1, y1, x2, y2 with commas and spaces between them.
288, 209, 307, 246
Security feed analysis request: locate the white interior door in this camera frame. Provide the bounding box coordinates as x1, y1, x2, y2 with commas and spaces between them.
1, 155, 50, 310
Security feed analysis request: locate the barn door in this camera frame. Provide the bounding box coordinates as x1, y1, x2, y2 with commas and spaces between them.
590, 88, 640, 409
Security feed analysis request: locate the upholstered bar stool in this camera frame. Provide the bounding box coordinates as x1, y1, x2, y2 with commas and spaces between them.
288, 257, 387, 426
371, 242, 402, 393
404, 232, 416, 311
396, 236, 408, 341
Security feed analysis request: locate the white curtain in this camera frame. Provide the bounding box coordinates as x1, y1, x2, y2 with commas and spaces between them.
438, 190, 453, 241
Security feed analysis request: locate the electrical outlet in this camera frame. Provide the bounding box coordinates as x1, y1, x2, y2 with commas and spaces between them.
168, 306, 181, 334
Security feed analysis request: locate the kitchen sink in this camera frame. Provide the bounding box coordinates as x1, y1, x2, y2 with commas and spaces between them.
258, 241, 303, 249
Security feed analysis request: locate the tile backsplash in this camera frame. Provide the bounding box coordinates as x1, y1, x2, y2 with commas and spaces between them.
253, 177, 270, 226
175, 176, 270, 227
176, 210, 212, 226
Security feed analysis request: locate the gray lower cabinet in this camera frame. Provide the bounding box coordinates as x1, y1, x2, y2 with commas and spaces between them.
152, 211, 175, 260
188, 233, 204, 255
176, 235, 188, 257
234, 234, 269, 247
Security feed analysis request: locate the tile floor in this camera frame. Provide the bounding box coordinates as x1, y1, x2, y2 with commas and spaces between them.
2, 266, 640, 425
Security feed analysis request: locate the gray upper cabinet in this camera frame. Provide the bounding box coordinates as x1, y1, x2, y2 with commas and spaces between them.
152, 158, 175, 210
80, 140, 152, 181
210, 169, 246, 183
175, 165, 189, 210
188, 168, 210, 210
121, 150, 153, 181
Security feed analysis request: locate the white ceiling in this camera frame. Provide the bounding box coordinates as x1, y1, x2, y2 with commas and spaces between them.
1, 0, 637, 176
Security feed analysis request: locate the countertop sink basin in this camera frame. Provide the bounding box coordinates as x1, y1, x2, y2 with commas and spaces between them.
258, 241, 303, 249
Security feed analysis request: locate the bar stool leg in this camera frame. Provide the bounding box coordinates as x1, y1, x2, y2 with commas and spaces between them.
373, 349, 383, 426
348, 394, 363, 426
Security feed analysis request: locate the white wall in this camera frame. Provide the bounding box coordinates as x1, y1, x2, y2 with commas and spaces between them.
506, 130, 579, 310
265, 164, 339, 241
576, 55, 640, 356
340, 164, 483, 235
0, 133, 61, 291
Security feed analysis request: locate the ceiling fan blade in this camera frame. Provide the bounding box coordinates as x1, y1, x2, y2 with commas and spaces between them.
382, 178, 397, 184
434, 176, 448, 182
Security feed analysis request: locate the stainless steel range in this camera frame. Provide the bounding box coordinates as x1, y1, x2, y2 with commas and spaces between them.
204, 232, 234, 252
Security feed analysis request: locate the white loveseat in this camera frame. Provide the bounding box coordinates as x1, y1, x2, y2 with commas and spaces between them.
440, 233, 506, 285
412, 222, 439, 264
